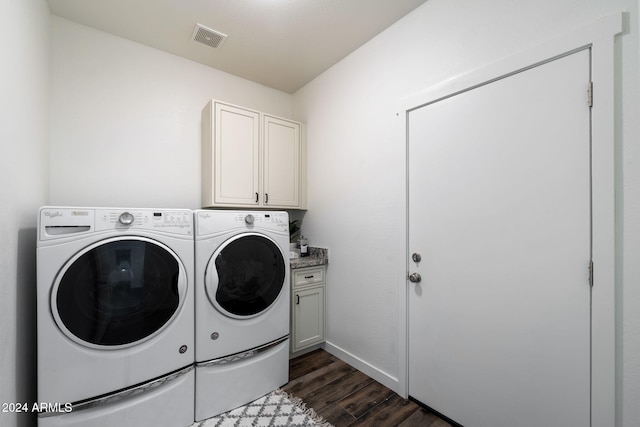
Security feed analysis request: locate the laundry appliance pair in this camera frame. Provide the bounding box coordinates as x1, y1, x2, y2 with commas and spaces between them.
36, 207, 290, 426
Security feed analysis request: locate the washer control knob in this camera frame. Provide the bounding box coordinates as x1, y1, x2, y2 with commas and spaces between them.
119, 212, 134, 225
245, 214, 255, 225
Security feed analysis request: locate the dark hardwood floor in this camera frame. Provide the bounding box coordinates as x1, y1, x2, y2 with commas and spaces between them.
283, 349, 452, 427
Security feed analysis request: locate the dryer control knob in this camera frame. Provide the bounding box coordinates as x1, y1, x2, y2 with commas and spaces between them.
119, 212, 134, 225
245, 214, 255, 225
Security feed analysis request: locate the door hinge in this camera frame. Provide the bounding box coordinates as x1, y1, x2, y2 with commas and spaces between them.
588, 260, 594, 287
587, 82, 593, 108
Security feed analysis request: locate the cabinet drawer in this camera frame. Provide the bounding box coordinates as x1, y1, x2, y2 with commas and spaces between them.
292, 267, 325, 288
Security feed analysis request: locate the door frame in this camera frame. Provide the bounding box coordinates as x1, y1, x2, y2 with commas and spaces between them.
397, 14, 622, 427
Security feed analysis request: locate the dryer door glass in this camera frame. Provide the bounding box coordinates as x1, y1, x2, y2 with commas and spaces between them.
214, 235, 286, 317
55, 239, 181, 346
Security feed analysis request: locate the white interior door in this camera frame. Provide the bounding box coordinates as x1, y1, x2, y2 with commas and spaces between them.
408, 49, 591, 426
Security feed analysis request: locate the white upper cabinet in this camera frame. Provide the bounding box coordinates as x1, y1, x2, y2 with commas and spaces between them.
263, 115, 300, 207
202, 100, 306, 209
209, 102, 260, 206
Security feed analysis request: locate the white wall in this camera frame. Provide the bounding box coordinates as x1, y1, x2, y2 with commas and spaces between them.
50, 17, 293, 209
0, 1, 51, 426
293, 0, 639, 425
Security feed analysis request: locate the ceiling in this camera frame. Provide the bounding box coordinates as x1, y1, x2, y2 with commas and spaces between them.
46, 0, 428, 94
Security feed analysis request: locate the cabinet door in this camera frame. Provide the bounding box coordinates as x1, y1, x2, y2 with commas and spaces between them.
292, 286, 325, 352
263, 115, 300, 207
214, 103, 260, 206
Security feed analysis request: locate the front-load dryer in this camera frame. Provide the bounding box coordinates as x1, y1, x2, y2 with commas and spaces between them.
194, 210, 290, 421
36, 207, 195, 427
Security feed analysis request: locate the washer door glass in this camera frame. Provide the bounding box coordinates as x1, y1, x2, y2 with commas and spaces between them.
207, 233, 286, 318
53, 237, 185, 348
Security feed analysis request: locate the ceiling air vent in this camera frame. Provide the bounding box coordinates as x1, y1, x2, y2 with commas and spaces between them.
192, 24, 227, 49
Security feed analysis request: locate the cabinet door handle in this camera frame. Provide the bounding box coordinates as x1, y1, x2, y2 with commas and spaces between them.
296, 294, 300, 305
304, 275, 314, 279
255, 192, 259, 203
265, 193, 269, 204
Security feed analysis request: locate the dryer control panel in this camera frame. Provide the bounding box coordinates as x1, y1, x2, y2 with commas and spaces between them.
195, 210, 289, 236
231, 212, 288, 227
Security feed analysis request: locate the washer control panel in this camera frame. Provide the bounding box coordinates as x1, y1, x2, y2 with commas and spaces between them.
95, 209, 193, 235
39, 207, 194, 240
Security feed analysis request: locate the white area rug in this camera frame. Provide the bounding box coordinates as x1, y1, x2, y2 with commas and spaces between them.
194, 389, 333, 427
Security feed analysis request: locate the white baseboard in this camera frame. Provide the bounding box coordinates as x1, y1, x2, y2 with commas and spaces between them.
322, 341, 400, 394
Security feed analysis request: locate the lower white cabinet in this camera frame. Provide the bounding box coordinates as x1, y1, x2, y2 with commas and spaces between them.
291, 266, 325, 353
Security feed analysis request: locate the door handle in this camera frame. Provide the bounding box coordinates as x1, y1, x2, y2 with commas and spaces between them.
296, 294, 300, 305
409, 273, 422, 283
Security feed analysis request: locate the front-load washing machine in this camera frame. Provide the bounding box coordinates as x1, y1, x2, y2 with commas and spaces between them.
194, 210, 290, 421
36, 207, 195, 427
